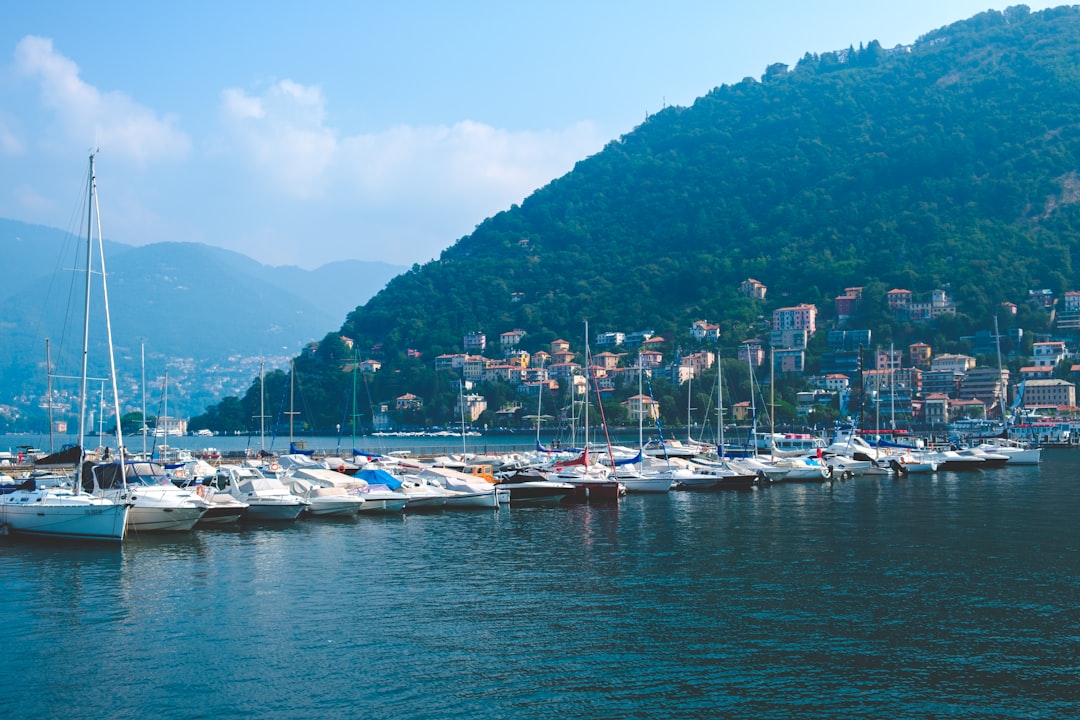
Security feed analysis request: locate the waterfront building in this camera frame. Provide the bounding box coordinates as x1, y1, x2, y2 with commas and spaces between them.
1021, 379, 1076, 408
455, 393, 487, 423
395, 393, 423, 411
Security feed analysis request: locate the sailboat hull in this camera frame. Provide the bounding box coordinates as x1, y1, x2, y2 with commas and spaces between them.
0, 491, 129, 541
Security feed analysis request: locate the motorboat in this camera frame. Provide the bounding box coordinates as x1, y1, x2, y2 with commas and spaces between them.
547, 460, 624, 501
612, 467, 674, 493
494, 471, 575, 506
353, 468, 410, 513
971, 438, 1041, 465
280, 476, 366, 516
684, 458, 759, 490
85, 460, 207, 532
215, 464, 308, 521
397, 474, 451, 510
888, 454, 939, 474
191, 481, 249, 525
411, 466, 503, 508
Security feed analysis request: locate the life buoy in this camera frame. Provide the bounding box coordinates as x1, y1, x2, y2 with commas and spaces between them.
337, 465, 346, 474
269, 462, 281, 472
195, 484, 208, 498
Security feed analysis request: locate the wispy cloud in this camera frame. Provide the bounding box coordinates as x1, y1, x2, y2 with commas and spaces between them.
220, 79, 606, 257
14, 36, 191, 165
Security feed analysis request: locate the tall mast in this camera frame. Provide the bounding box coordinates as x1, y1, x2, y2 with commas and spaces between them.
890, 342, 896, 431
286, 359, 300, 447
747, 349, 756, 454
162, 368, 169, 453
459, 376, 467, 455
93, 162, 125, 474
351, 351, 358, 450
770, 347, 776, 457
141, 343, 147, 456
46, 338, 54, 453
260, 360, 266, 453
583, 319, 590, 459
638, 352, 644, 452
686, 375, 692, 445
994, 315, 1006, 423
717, 347, 725, 458
76, 155, 95, 493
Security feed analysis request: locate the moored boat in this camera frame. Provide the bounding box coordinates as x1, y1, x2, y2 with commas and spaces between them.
494, 471, 576, 506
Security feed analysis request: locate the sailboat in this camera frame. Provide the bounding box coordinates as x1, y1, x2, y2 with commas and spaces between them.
0, 154, 130, 542
548, 322, 623, 501
614, 353, 674, 493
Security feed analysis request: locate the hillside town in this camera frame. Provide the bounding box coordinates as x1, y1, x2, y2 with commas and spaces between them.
353, 279, 1080, 444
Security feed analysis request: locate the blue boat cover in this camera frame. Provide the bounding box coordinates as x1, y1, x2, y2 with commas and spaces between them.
357, 468, 402, 490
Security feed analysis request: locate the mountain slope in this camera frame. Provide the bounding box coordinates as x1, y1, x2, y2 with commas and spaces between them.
0, 221, 404, 419
343, 6, 1080, 358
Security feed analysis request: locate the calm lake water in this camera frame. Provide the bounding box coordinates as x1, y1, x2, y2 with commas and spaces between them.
1, 450, 1077, 719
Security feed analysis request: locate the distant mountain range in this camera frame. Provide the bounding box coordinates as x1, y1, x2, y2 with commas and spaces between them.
0, 218, 405, 420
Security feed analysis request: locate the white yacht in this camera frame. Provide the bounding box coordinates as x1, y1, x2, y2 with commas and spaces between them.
85, 460, 207, 532
280, 467, 367, 517
215, 464, 308, 521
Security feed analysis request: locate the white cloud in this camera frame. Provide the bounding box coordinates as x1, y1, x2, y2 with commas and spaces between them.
220, 78, 606, 251
13, 35, 191, 165
220, 82, 337, 199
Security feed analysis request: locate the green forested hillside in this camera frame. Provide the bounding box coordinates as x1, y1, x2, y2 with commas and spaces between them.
197, 5, 1080, 434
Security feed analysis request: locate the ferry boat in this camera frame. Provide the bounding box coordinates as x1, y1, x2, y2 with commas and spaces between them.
1007, 420, 1076, 448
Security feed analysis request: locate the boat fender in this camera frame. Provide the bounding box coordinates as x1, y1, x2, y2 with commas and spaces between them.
0, 523, 10, 537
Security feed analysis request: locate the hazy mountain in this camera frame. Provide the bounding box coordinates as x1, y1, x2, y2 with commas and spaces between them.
0, 218, 405, 420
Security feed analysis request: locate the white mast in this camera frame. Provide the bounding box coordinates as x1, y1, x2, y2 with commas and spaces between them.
584, 319, 590, 457
141, 343, 147, 456
46, 339, 54, 453
162, 367, 169, 457
686, 375, 692, 445
259, 360, 266, 453
717, 349, 725, 458
82, 153, 126, 482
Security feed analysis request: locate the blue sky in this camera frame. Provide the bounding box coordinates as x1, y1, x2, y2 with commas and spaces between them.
0, 1, 1063, 269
